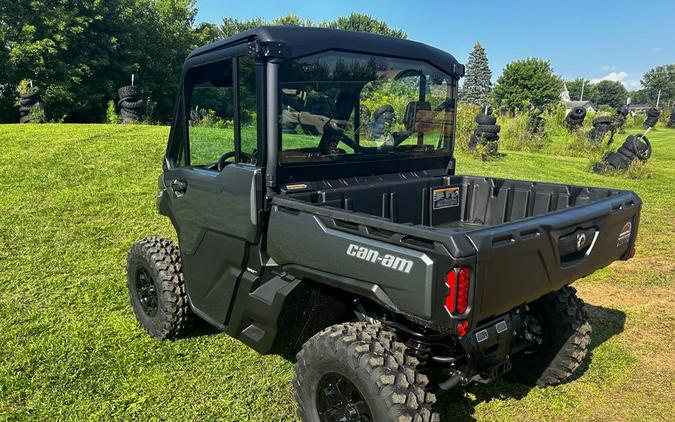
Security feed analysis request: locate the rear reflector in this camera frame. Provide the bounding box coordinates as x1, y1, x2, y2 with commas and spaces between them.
457, 320, 469, 337
444, 267, 471, 315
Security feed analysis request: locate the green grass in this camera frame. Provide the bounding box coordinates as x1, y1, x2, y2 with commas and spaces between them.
1, 123, 673, 421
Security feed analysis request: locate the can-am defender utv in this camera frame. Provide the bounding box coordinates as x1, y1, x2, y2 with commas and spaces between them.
126, 27, 641, 421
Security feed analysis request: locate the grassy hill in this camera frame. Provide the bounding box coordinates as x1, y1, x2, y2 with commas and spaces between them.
0, 124, 673, 421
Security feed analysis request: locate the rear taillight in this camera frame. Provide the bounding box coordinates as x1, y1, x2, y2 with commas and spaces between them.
457, 267, 470, 314
444, 267, 471, 315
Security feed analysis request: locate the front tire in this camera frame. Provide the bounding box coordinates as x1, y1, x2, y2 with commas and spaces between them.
293, 322, 439, 422
510, 286, 592, 386
126, 236, 191, 339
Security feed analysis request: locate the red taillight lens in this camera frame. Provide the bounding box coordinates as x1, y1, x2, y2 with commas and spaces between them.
444, 271, 457, 314
444, 267, 471, 315
456, 267, 470, 314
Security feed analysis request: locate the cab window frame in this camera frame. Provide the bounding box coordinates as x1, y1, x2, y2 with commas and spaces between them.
167, 43, 259, 170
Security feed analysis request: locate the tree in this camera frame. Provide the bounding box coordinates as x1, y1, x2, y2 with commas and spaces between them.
565, 78, 598, 103
0, 0, 207, 122
640, 64, 675, 106
594, 80, 627, 108
459, 42, 492, 105
219, 13, 406, 40
493, 58, 563, 112
323, 13, 406, 38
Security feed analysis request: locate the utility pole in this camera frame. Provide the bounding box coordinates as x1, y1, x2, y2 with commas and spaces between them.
580, 80, 585, 101
656, 89, 661, 108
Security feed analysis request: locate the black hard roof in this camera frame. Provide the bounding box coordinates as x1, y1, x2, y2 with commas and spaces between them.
187, 26, 462, 77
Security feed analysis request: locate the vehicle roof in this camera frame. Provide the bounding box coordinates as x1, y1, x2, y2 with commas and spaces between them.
187, 26, 462, 77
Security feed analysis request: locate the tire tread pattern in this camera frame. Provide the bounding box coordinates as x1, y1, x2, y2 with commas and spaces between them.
294, 322, 440, 422
126, 236, 191, 340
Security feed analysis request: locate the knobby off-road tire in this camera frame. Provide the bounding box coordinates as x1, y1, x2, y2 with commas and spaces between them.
294, 322, 439, 422
126, 236, 191, 340
510, 286, 591, 387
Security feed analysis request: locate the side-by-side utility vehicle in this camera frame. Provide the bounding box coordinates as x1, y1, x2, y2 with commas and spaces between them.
126, 27, 641, 421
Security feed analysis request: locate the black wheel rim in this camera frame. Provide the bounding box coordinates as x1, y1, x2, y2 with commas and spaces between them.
135, 268, 158, 317
316, 372, 372, 422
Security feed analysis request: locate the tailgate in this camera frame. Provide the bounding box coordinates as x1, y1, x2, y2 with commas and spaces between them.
467, 191, 640, 321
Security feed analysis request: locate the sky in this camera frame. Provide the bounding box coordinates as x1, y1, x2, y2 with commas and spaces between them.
195, 0, 673, 91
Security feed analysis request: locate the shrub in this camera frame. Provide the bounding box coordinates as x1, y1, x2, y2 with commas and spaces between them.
17, 79, 32, 95
106, 100, 119, 124
456, 102, 480, 152
28, 104, 46, 123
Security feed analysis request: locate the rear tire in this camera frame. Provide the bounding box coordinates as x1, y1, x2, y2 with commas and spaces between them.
126, 236, 191, 339
509, 286, 591, 387
293, 322, 439, 422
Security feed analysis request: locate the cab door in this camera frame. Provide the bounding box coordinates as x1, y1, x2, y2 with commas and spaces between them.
162, 49, 262, 328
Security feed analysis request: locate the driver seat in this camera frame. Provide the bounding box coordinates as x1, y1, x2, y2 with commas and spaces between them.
403, 101, 434, 134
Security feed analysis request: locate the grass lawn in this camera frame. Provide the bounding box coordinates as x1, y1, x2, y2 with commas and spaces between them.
0, 123, 673, 421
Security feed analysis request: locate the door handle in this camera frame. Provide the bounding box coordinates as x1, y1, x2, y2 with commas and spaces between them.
171, 179, 187, 197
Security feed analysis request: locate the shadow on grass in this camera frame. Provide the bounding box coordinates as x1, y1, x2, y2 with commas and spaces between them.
434, 304, 626, 421
182, 317, 221, 339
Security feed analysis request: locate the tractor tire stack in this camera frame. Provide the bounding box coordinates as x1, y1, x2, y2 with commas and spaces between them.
566, 106, 586, 130
644, 107, 660, 128
668, 109, 675, 128
18, 87, 41, 123
594, 134, 652, 173
588, 116, 616, 145
118, 85, 143, 123
615, 105, 629, 133
469, 111, 500, 155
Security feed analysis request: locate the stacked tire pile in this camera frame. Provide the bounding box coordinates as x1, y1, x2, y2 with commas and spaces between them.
669, 109, 675, 128
118, 86, 144, 123
565, 106, 586, 130
644, 107, 660, 128
588, 116, 616, 145
594, 134, 652, 173
469, 109, 500, 155
18, 87, 42, 123
615, 105, 629, 132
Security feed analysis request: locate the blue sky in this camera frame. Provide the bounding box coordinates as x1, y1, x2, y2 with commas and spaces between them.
196, 0, 673, 91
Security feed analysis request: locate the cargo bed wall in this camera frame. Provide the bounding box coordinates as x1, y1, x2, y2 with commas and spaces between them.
284, 175, 624, 230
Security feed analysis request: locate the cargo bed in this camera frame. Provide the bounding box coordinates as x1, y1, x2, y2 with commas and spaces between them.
270, 173, 641, 323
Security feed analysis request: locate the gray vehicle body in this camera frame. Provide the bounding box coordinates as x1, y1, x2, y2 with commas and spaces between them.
156, 27, 641, 380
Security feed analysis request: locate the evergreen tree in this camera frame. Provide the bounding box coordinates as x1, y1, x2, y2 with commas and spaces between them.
460, 42, 492, 105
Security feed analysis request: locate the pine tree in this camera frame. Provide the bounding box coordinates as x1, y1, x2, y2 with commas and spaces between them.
460, 42, 493, 105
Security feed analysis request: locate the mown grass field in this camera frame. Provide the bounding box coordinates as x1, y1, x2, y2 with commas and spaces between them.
1, 123, 673, 421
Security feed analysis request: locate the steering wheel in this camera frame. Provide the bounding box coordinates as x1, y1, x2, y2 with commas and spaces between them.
318, 121, 364, 155
217, 151, 254, 171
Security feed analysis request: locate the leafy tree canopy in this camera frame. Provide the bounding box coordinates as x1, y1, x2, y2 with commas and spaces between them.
0, 7, 405, 123
565, 78, 598, 103
493, 58, 563, 112
219, 13, 406, 39
640, 64, 675, 107
593, 80, 628, 108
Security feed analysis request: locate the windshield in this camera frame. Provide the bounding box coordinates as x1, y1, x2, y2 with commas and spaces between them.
278, 51, 457, 164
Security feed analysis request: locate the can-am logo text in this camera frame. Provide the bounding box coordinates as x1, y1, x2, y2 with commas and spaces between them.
346, 244, 413, 274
